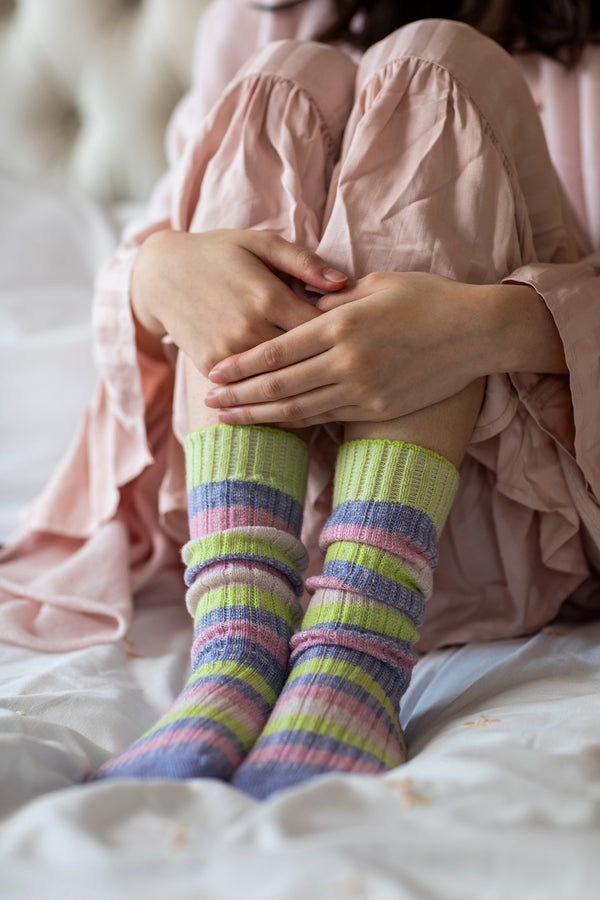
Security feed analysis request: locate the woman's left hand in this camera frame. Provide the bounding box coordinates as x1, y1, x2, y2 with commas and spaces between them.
204, 271, 492, 427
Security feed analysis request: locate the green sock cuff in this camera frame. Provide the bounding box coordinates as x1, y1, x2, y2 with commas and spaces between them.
333, 439, 459, 533
184, 425, 309, 503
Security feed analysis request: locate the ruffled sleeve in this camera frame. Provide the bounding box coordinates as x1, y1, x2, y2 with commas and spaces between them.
504, 48, 600, 504
505, 251, 600, 503
24, 0, 337, 539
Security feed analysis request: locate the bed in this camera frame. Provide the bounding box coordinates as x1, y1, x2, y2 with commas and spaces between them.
1, 2, 600, 897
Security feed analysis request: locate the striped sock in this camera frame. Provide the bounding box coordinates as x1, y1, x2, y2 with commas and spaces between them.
232, 440, 458, 799
92, 425, 308, 781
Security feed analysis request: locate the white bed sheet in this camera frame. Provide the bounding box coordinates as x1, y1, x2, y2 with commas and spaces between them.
1, 174, 599, 900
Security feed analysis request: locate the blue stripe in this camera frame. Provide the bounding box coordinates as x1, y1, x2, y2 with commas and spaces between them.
188, 480, 303, 534
324, 500, 438, 567
96, 742, 234, 781
320, 559, 426, 625
232, 762, 359, 799
290, 643, 411, 700
194, 606, 295, 638
191, 637, 289, 678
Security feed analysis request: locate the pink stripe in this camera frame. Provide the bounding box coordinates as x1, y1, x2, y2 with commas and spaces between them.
178, 680, 268, 733
319, 524, 434, 566
191, 622, 289, 666
305, 575, 350, 594
290, 628, 418, 673
248, 743, 389, 774
271, 682, 404, 749
196, 559, 290, 585
190, 508, 295, 539
100, 725, 242, 770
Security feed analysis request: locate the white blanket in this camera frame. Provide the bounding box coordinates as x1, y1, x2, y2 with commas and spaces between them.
1, 174, 599, 899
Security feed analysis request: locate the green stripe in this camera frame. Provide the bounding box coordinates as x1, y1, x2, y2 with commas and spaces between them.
184, 425, 309, 503
301, 598, 418, 643
187, 533, 298, 572
333, 440, 458, 533
188, 661, 279, 705
261, 711, 404, 766
323, 540, 422, 593
196, 586, 299, 630
149, 699, 256, 751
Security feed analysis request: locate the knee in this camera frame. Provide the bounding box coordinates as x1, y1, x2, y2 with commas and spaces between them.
233, 39, 356, 133
358, 18, 526, 105
355, 17, 539, 163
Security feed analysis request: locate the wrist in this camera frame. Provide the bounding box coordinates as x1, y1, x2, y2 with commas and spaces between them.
130, 235, 168, 359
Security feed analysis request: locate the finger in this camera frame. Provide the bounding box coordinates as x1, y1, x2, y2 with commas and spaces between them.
316, 281, 375, 311
261, 270, 322, 333
275, 406, 371, 428
247, 232, 348, 293
214, 386, 356, 426
209, 318, 334, 384
205, 352, 337, 409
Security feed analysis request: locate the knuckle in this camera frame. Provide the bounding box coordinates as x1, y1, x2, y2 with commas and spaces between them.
219, 386, 238, 406
328, 311, 350, 341
295, 247, 314, 272
259, 288, 279, 318
362, 271, 381, 289
224, 359, 242, 382
263, 342, 284, 369
371, 394, 390, 417
262, 375, 282, 400
281, 400, 304, 421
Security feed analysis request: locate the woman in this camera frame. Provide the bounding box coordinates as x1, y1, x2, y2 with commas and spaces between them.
2, 0, 600, 799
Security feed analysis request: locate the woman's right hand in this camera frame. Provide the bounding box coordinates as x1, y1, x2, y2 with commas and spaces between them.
130, 228, 347, 374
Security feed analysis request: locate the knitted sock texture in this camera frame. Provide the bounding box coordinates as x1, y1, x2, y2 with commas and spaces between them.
232, 440, 458, 799
92, 425, 309, 781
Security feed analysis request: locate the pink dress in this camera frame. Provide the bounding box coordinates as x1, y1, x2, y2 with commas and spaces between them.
2, 0, 600, 652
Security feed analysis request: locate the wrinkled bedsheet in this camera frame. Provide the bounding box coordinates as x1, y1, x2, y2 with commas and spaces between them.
1, 174, 599, 900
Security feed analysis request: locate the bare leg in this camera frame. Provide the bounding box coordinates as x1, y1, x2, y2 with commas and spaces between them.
185, 359, 221, 432
346, 378, 486, 469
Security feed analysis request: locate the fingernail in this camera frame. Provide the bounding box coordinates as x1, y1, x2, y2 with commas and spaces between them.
208, 365, 226, 383
204, 390, 220, 407
323, 267, 347, 284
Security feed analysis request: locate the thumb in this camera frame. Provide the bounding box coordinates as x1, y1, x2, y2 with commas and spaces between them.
252, 233, 348, 292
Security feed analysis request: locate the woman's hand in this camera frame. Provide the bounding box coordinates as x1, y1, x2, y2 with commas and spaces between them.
204, 272, 488, 426
205, 271, 567, 427
130, 228, 347, 374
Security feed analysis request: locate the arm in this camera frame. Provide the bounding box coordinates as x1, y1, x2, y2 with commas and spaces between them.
204, 271, 568, 426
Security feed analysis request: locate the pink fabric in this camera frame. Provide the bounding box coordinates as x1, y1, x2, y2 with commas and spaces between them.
2, 0, 600, 652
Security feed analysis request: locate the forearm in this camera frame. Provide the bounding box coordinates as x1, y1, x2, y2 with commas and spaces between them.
478, 281, 568, 377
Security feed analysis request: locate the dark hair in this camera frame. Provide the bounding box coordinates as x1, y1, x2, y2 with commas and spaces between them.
253, 1, 600, 64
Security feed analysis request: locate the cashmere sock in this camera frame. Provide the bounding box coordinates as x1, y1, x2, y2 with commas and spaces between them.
232, 439, 458, 799
92, 424, 308, 781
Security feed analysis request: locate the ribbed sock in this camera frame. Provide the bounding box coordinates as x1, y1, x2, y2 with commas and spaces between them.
92, 425, 308, 781
232, 440, 458, 799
